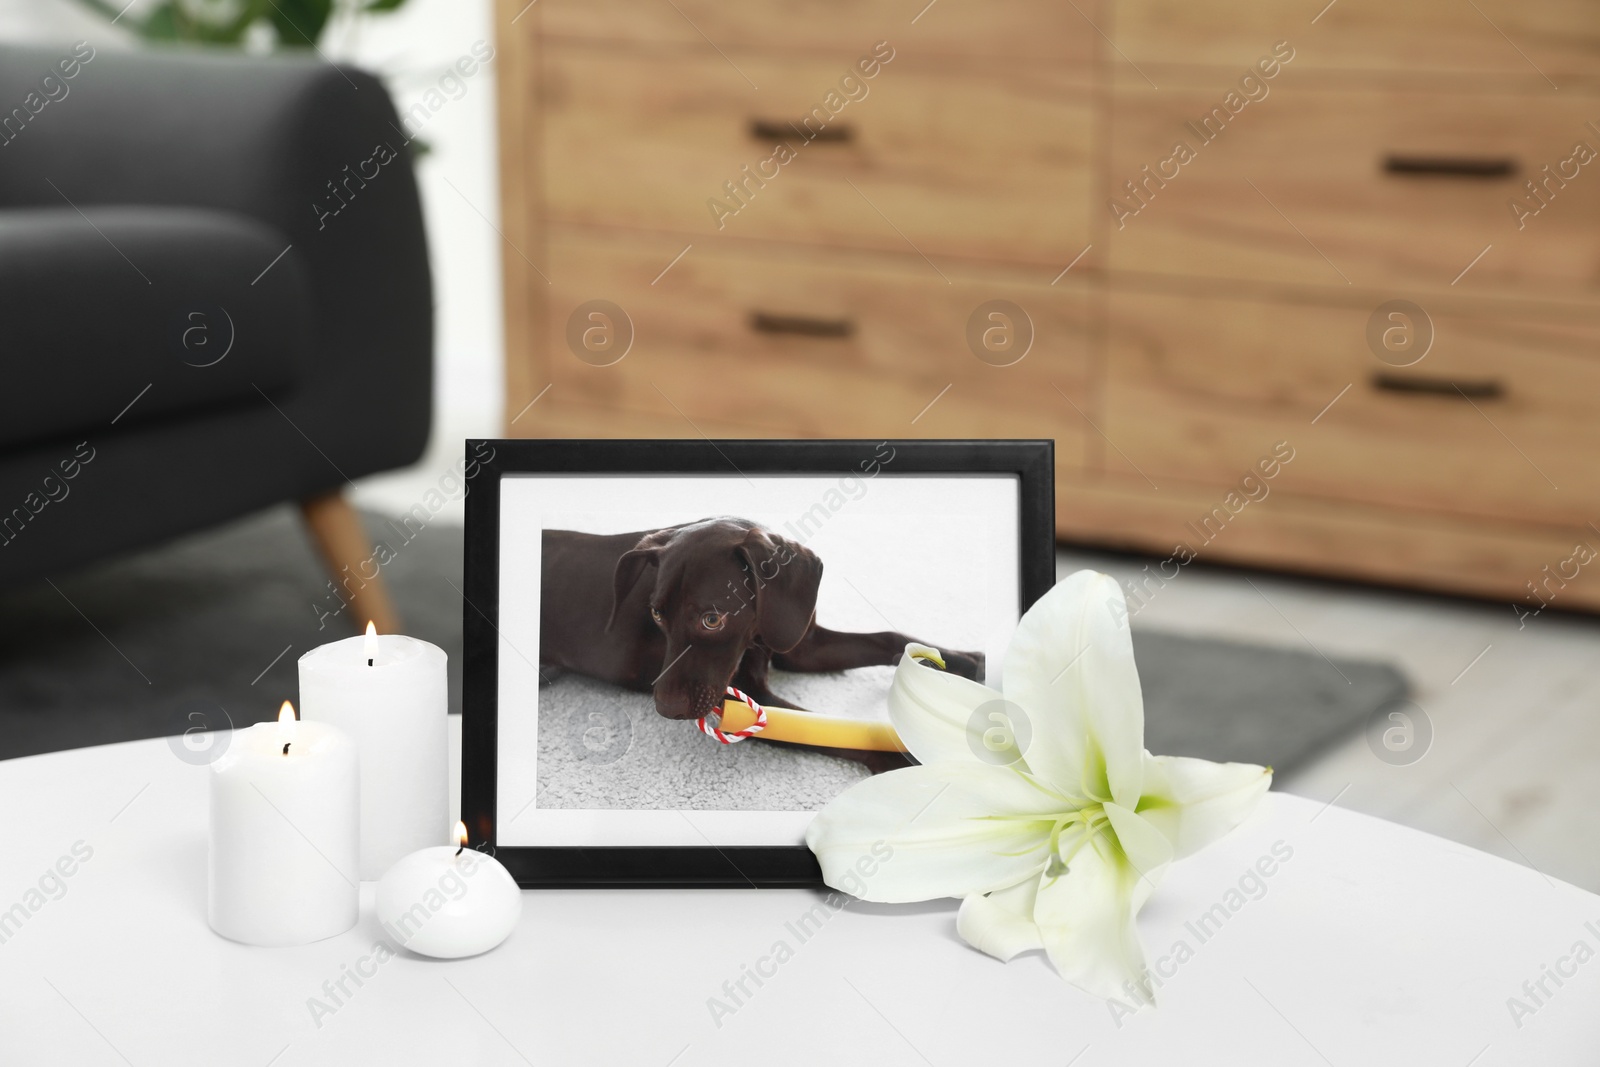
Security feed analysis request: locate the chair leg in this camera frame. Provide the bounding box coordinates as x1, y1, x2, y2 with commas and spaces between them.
298, 490, 402, 635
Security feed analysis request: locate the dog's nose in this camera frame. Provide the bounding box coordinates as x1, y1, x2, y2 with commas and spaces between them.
654, 685, 720, 721
653, 695, 697, 720
655, 705, 702, 721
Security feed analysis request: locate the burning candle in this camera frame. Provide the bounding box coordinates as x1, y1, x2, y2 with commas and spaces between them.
208, 701, 359, 946
375, 823, 522, 959
298, 624, 448, 880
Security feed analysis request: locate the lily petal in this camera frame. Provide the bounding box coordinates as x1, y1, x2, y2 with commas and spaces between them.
887, 643, 1013, 768
1003, 571, 1145, 808
805, 763, 1066, 903
1032, 803, 1172, 1000
1137, 754, 1273, 859
957, 876, 1044, 962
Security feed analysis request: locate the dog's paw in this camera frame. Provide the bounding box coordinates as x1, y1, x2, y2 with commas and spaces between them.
938, 649, 986, 683
863, 749, 916, 774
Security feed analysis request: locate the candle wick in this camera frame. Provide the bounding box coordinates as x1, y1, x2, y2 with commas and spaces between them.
367, 658, 374, 667
455, 842, 464, 856
282, 742, 291, 756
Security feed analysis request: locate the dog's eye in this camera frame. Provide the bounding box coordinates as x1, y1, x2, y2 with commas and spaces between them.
701, 612, 725, 631
650, 607, 663, 624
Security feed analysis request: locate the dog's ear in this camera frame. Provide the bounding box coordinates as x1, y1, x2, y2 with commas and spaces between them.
607, 546, 660, 631
737, 529, 822, 653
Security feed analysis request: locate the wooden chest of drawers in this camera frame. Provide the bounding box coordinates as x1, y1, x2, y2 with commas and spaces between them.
495, 0, 1600, 612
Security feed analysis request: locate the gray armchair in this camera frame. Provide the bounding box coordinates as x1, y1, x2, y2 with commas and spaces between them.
0, 42, 433, 630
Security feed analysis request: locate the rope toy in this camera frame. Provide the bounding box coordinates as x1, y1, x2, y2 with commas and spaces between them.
696, 685, 769, 744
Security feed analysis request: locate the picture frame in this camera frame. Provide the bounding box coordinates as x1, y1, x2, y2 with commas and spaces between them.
461, 439, 1055, 888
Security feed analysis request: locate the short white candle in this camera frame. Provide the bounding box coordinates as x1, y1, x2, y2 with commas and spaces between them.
298, 623, 448, 880
375, 823, 522, 959
208, 701, 359, 947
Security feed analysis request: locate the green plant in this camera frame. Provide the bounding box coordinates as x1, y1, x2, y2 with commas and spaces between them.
71, 0, 410, 49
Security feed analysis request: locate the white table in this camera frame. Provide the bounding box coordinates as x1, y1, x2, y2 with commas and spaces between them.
2, 720, 1596, 1066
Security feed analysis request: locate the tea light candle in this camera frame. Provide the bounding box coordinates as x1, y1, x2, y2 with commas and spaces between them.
375, 823, 522, 959
298, 623, 448, 880
208, 701, 359, 946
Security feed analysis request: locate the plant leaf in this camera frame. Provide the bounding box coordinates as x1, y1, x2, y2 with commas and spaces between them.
139, 3, 184, 40
269, 0, 333, 46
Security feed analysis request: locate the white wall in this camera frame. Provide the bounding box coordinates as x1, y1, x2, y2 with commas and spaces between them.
0, 0, 104, 40
0, 0, 506, 520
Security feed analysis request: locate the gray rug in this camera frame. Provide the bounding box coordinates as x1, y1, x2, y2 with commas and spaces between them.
0, 505, 465, 761
0, 506, 1409, 785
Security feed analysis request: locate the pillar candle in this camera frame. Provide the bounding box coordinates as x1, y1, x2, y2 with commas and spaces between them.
298, 625, 448, 880
209, 702, 359, 946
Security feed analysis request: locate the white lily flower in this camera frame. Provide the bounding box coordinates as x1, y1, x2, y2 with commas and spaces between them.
805, 570, 1272, 999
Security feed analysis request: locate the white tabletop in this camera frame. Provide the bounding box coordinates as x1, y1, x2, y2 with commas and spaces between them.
1, 720, 1596, 1067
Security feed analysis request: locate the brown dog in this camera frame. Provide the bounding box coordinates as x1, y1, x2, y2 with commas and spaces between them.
539, 517, 984, 765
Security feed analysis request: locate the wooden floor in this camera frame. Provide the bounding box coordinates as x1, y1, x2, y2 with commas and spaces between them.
1057, 546, 1600, 894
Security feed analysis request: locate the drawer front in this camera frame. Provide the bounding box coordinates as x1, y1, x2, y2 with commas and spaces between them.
1057, 468, 1600, 610
524, 231, 1092, 463
1108, 81, 1600, 299
1110, 0, 1599, 77
539, 0, 1100, 65
542, 45, 1095, 267
1103, 288, 1600, 525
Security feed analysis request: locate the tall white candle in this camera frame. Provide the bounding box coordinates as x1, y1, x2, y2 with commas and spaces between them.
209, 702, 359, 946
298, 624, 448, 880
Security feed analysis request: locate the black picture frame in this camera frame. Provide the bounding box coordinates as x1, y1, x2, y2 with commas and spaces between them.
461, 439, 1055, 888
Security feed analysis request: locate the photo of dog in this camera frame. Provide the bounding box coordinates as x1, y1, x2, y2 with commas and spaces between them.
539, 516, 985, 770
493, 467, 1023, 844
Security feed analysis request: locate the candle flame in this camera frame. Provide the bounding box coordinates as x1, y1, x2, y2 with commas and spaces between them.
455, 821, 469, 848
278, 700, 297, 753
364, 620, 379, 663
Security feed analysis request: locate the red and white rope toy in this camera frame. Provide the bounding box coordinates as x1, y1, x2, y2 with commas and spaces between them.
696, 685, 769, 744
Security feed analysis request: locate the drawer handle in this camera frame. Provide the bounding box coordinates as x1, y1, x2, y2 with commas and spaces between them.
1382, 154, 1518, 179
748, 118, 854, 144
749, 312, 855, 338
1371, 372, 1504, 400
